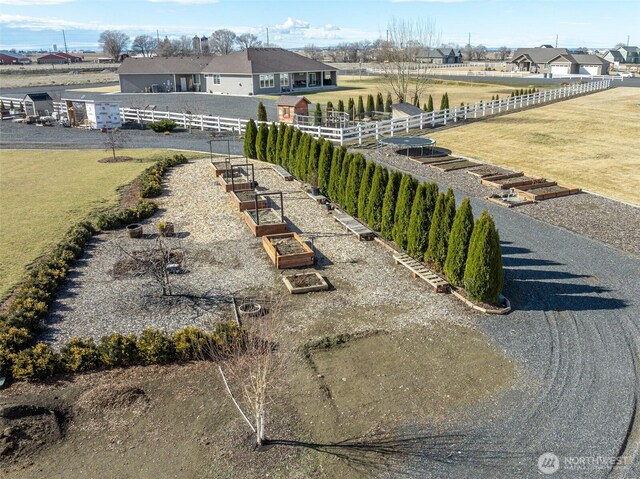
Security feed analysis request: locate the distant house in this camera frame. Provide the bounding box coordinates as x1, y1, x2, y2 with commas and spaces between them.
277, 96, 310, 124
22, 92, 54, 116
603, 46, 640, 64
37, 52, 82, 64
0, 51, 32, 65
391, 102, 423, 119
118, 48, 338, 95
511, 47, 609, 75
416, 48, 462, 64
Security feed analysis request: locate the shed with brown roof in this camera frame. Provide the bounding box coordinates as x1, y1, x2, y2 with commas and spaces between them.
276, 96, 310, 124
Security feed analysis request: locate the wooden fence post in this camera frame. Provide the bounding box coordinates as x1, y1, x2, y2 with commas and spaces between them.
358, 124, 363, 145
431, 111, 436, 127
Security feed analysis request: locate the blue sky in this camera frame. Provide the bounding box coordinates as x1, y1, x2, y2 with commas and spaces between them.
0, 0, 637, 51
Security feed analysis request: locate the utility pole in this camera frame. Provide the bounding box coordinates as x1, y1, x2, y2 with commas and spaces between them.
266, 28, 269, 47
62, 29, 68, 55
555, 34, 558, 48
157, 29, 160, 44
627, 35, 630, 46
468, 32, 471, 46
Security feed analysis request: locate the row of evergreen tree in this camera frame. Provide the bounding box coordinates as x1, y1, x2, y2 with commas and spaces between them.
510, 87, 539, 97
243, 121, 504, 304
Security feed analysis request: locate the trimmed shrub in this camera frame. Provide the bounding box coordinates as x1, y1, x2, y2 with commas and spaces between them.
406, 184, 431, 259
136, 328, 175, 365
314, 103, 323, 125
347, 98, 355, 120
366, 165, 388, 231
357, 161, 375, 219
380, 171, 401, 240
147, 119, 177, 133
255, 123, 268, 161
444, 197, 474, 287
257, 102, 267, 122
61, 338, 101, 372
439, 93, 449, 111
11, 343, 61, 381
295, 133, 311, 180
275, 122, 287, 164
376, 92, 384, 112
385, 93, 392, 112
317, 139, 334, 193
307, 138, 321, 183
0, 347, 12, 379
210, 322, 245, 356
426, 95, 434, 112
337, 99, 345, 112
344, 154, 365, 215
392, 174, 418, 249
279, 125, 292, 170
288, 129, 301, 172
327, 147, 345, 199
337, 152, 352, 206
425, 191, 456, 271
100, 332, 139, 368
266, 122, 278, 163
139, 154, 189, 198
244, 119, 258, 159
366, 94, 375, 114
357, 96, 364, 119
463, 211, 503, 303
96, 199, 157, 231
0, 327, 32, 351
173, 327, 210, 361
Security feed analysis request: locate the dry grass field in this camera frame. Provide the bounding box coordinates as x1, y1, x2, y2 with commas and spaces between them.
0, 71, 118, 89
431, 87, 640, 205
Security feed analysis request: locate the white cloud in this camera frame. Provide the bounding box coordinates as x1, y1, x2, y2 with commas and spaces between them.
148, 0, 218, 4
0, 0, 73, 4
0, 14, 84, 30
273, 17, 309, 34
324, 24, 340, 32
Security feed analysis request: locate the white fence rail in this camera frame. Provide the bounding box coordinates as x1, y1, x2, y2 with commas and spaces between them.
49, 79, 609, 145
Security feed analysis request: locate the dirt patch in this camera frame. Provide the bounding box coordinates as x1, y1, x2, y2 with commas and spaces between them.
247, 209, 283, 225
272, 237, 306, 256
118, 176, 142, 209
98, 156, 136, 164
112, 249, 185, 278
290, 272, 325, 288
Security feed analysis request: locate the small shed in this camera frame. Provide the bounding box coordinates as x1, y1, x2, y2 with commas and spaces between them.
62, 98, 121, 129
277, 96, 310, 124
391, 102, 424, 119
22, 92, 53, 116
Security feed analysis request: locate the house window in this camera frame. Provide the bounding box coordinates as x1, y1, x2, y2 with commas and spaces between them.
212, 74, 221, 85
283, 107, 290, 118
280, 74, 289, 87
259, 74, 274, 89
309, 73, 317, 86
192, 74, 200, 85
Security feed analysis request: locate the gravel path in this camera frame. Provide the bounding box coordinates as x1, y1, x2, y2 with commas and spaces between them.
45, 158, 473, 347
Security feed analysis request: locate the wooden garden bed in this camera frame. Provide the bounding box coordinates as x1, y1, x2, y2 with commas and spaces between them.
282, 272, 328, 294
481, 173, 546, 190
430, 159, 481, 172
218, 172, 253, 192
485, 195, 535, 208
467, 166, 509, 178
230, 189, 268, 212
262, 232, 314, 269
243, 208, 288, 237
515, 184, 581, 201
210, 160, 230, 177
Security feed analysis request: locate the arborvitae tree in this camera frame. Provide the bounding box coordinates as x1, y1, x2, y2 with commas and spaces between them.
392, 174, 418, 249
337, 152, 352, 206
425, 193, 446, 268
423, 103, 427, 111
275, 122, 286, 164
295, 134, 311, 179
337, 99, 345, 112
412, 91, 419, 107
495, 94, 499, 101
426, 94, 434, 112
347, 97, 355, 120
318, 140, 334, 193
444, 197, 474, 287
366, 165, 388, 231
328, 147, 345, 199
307, 138, 321, 182
445, 93, 450, 109
385, 93, 392, 112
357, 161, 375, 219
344, 154, 365, 215
326, 101, 334, 112
406, 184, 430, 259
445, 188, 456, 226
314, 103, 323, 125
243, 119, 258, 159
257, 102, 267, 122
288, 129, 301, 173
357, 96, 365, 119
491, 95, 495, 102
266, 122, 278, 163
366, 94, 375, 115
280, 125, 292, 170
463, 211, 503, 303
439, 93, 447, 111
376, 92, 384, 112
380, 171, 401, 239
255, 123, 268, 161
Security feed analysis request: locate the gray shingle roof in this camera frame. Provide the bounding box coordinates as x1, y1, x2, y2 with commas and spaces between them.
203, 48, 337, 74
118, 56, 215, 74
392, 102, 424, 115
604, 50, 625, 62
511, 48, 569, 64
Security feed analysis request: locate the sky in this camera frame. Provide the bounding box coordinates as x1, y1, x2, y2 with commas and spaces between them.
0, 0, 637, 52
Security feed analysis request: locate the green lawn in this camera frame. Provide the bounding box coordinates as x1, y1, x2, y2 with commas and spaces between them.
0, 149, 196, 298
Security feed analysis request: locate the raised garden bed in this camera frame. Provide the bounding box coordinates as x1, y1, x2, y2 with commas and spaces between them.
467, 166, 509, 178
243, 208, 288, 237
282, 272, 329, 294
218, 171, 253, 192
210, 160, 230, 177
482, 173, 545, 190
485, 193, 535, 208
230, 189, 268, 211
262, 232, 314, 269
409, 155, 457, 165
515, 184, 581, 201
430, 159, 481, 172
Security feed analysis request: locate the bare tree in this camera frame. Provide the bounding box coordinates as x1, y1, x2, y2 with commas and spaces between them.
172, 35, 194, 56
472, 44, 488, 60
236, 33, 262, 50
131, 35, 157, 57
377, 17, 439, 103
462, 43, 474, 62
103, 128, 128, 161
99, 30, 130, 61
210, 29, 237, 55
303, 44, 321, 61
156, 36, 176, 58
215, 297, 284, 448
497, 46, 511, 61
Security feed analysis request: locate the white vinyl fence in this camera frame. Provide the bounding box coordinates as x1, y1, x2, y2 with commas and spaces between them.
46, 79, 609, 145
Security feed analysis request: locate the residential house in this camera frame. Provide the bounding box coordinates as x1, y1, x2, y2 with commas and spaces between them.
0, 51, 32, 65
277, 96, 310, 124
416, 48, 463, 64
602, 49, 625, 65
546, 53, 610, 75
603, 46, 640, 64
118, 48, 338, 95
510, 47, 570, 73
37, 52, 82, 64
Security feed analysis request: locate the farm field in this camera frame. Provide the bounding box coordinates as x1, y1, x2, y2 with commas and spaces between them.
0, 148, 196, 298
431, 87, 640, 205
265, 75, 543, 108
0, 70, 118, 89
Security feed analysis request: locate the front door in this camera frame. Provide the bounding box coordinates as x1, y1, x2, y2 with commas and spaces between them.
180, 77, 187, 92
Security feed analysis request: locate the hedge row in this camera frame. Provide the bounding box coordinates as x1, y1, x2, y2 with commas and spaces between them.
243, 122, 503, 303
2, 323, 242, 382
139, 153, 189, 198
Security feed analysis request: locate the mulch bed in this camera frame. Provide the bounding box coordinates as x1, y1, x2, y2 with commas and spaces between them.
112, 249, 185, 278
271, 237, 306, 256
247, 209, 283, 225
290, 273, 324, 288
119, 177, 142, 209
98, 156, 136, 163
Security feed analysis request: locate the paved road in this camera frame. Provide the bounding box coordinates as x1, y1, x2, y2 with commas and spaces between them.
2, 126, 639, 478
